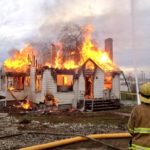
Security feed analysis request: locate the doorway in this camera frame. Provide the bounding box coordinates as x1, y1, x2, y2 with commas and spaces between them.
85, 76, 94, 99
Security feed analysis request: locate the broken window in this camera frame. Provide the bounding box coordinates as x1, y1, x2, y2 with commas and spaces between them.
7, 76, 24, 90
104, 75, 112, 90
57, 74, 73, 92
7, 77, 14, 90
14, 76, 24, 90
35, 75, 42, 92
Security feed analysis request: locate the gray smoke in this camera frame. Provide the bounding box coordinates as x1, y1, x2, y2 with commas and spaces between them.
1, 0, 150, 76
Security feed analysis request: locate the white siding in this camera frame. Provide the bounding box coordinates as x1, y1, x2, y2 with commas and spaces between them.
6, 88, 30, 101
46, 70, 57, 94
55, 92, 74, 104
72, 79, 78, 108
39, 69, 57, 103
30, 66, 36, 102
41, 69, 74, 104
78, 72, 85, 100
112, 74, 120, 99
35, 92, 44, 103
94, 68, 104, 98
41, 70, 47, 101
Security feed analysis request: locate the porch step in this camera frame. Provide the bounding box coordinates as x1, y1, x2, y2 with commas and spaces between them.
84, 99, 120, 112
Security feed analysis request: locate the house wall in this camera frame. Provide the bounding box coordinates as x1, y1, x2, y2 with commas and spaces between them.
6, 88, 30, 101
72, 79, 78, 108
78, 72, 85, 100
39, 69, 48, 103
94, 68, 104, 98
40, 69, 75, 105
111, 74, 120, 99
29, 66, 36, 102
5, 74, 30, 101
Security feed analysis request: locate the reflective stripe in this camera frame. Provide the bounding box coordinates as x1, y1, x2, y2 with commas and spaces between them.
128, 128, 150, 134
134, 128, 150, 134
128, 128, 134, 133
131, 144, 150, 150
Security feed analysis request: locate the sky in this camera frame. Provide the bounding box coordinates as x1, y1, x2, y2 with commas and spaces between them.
0, 0, 150, 77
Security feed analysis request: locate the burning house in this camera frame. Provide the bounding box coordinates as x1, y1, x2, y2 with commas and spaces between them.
0, 28, 121, 111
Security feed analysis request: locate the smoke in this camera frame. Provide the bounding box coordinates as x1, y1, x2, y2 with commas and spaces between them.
1, 0, 150, 75
25, 0, 131, 64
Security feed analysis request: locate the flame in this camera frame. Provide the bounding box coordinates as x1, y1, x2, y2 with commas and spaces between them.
64, 76, 68, 85
85, 60, 95, 70
55, 50, 63, 69
45, 62, 51, 68
64, 60, 78, 69
21, 100, 31, 110
4, 25, 118, 72
8, 86, 15, 91
48, 24, 117, 71
4, 44, 36, 73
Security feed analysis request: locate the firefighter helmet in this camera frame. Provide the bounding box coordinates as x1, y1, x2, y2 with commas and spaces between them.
139, 82, 150, 104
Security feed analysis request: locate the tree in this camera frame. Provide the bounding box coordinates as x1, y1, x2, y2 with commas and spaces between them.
58, 23, 84, 62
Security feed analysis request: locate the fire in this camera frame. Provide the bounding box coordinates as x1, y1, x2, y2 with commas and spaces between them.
81, 35, 115, 71
64, 60, 78, 69
4, 44, 36, 73
85, 60, 95, 70
54, 50, 78, 69
4, 24, 117, 72
50, 24, 117, 71
45, 62, 51, 68
64, 76, 68, 85
21, 100, 31, 110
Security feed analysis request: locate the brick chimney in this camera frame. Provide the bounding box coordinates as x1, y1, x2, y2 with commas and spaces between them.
105, 38, 113, 60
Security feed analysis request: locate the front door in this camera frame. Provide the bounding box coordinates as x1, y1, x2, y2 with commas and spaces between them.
85, 76, 93, 99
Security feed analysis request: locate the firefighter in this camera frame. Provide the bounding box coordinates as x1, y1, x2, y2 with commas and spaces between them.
128, 82, 150, 149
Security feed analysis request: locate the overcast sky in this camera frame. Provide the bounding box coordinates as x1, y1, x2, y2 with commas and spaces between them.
0, 0, 150, 77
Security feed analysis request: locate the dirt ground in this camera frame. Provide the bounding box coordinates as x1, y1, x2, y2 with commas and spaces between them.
0, 105, 133, 150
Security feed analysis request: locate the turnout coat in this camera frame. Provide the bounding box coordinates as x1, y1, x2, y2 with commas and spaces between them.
128, 103, 150, 149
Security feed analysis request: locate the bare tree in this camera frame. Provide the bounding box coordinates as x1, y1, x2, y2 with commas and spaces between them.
58, 23, 84, 63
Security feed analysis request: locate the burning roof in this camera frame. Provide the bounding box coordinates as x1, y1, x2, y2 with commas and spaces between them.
4, 44, 36, 73
3, 25, 120, 73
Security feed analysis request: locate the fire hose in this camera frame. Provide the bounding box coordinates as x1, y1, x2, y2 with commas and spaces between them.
19, 132, 131, 150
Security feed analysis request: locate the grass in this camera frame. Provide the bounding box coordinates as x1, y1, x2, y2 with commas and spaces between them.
120, 91, 137, 101
15, 110, 129, 126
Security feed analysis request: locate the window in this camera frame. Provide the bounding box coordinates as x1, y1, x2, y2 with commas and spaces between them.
104, 75, 112, 90
57, 74, 73, 92
7, 76, 24, 90
7, 77, 14, 90
25, 76, 30, 87
14, 76, 24, 90
35, 75, 42, 92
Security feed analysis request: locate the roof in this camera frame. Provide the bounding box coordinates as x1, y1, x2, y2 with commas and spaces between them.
81, 57, 121, 73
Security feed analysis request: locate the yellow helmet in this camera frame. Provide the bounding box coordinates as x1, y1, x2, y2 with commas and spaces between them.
139, 82, 150, 104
